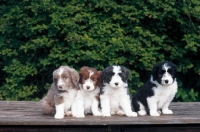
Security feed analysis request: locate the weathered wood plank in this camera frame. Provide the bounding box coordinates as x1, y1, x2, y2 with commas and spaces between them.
0, 101, 200, 125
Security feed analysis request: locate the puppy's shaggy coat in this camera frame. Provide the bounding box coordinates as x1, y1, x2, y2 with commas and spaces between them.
132, 61, 178, 116
40, 66, 79, 119
72, 66, 102, 118
100, 65, 137, 117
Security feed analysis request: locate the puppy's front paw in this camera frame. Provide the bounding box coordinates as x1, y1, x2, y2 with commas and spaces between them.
126, 112, 137, 117
162, 109, 173, 114
101, 112, 111, 117
75, 114, 85, 118
54, 113, 64, 119
93, 111, 102, 116
110, 110, 116, 115
117, 110, 125, 116
150, 111, 160, 116
65, 111, 72, 116
138, 110, 147, 116
157, 110, 161, 114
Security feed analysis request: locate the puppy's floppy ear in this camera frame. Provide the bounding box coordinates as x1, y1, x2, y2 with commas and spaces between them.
52, 69, 58, 82
69, 68, 80, 90
152, 64, 159, 81
170, 62, 177, 78
125, 68, 130, 81
78, 73, 82, 84
101, 68, 107, 83
121, 66, 130, 81
96, 71, 102, 87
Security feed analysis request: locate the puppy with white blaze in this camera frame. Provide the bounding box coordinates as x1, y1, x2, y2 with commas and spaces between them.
100, 65, 137, 117
72, 66, 102, 118
40, 66, 79, 119
132, 61, 178, 116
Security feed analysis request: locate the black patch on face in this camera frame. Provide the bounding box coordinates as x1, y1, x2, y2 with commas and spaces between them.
152, 61, 177, 84
100, 66, 114, 95
101, 66, 114, 84
119, 66, 130, 83
100, 65, 130, 95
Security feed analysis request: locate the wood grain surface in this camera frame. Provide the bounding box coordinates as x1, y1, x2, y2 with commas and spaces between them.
0, 101, 200, 125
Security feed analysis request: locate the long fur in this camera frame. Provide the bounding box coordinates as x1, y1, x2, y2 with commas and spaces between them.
72, 66, 102, 118
132, 61, 178, 116
100, 65, 137, 117
40, 66, 79, 119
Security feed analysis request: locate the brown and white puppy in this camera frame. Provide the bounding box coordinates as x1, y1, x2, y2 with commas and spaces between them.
40, 66, 79, 119
72, 66, 102, 118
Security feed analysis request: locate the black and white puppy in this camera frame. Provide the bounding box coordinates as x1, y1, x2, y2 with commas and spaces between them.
132, 61, 178, 116
100, 65, 137, 117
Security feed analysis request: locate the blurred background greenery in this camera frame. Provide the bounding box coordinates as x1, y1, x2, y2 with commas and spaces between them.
0, 0, 200, 101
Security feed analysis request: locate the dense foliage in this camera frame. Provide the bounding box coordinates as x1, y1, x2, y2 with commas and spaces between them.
0, 0, 200, 101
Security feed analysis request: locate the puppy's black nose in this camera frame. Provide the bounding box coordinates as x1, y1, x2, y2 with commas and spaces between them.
165, 80, 169, 84
115, 82, 118, 86
87, 86, 90, 89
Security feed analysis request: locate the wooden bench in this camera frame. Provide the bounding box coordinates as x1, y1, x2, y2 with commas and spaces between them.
0, 101, 200, 132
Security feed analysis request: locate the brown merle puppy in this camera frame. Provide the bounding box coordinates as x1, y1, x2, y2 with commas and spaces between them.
40, 66, 79, 119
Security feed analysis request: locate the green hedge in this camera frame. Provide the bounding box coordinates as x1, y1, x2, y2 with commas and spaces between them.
0, 0, 200, 101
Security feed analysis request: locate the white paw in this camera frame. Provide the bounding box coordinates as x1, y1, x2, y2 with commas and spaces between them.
74, 114, 85, 118
126, 112, 137, 117
117, 110, 125, 116
162, 109, 173, 114
157, 110, 161, 114
54, 113, 64, 119
93, 111, 102, 116
110, 110, 116, 115
138, 110, 147, 116
150, 111, 160, 116
65, 111, 72, 116
101, 112, 111, 117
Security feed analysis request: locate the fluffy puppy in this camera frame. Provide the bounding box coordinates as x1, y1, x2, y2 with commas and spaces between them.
132, 61, 178, 116
72, 66, 102, 118
100, 65, 137, 117
40, 66, 79, 119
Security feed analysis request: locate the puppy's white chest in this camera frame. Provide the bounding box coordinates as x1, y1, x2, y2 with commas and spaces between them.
81, 89, 99, 109
105, 88, 125, 109
110, 93, 120, 108
83, 96, 93, 111
154, 83, 177, 108
61, 89, 77, 111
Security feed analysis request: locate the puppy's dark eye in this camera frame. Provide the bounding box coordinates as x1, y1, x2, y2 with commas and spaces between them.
109, 72, 115, 76
118, 73, 122, 77
167, 69, 172, 74
161, 70, 165, 74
